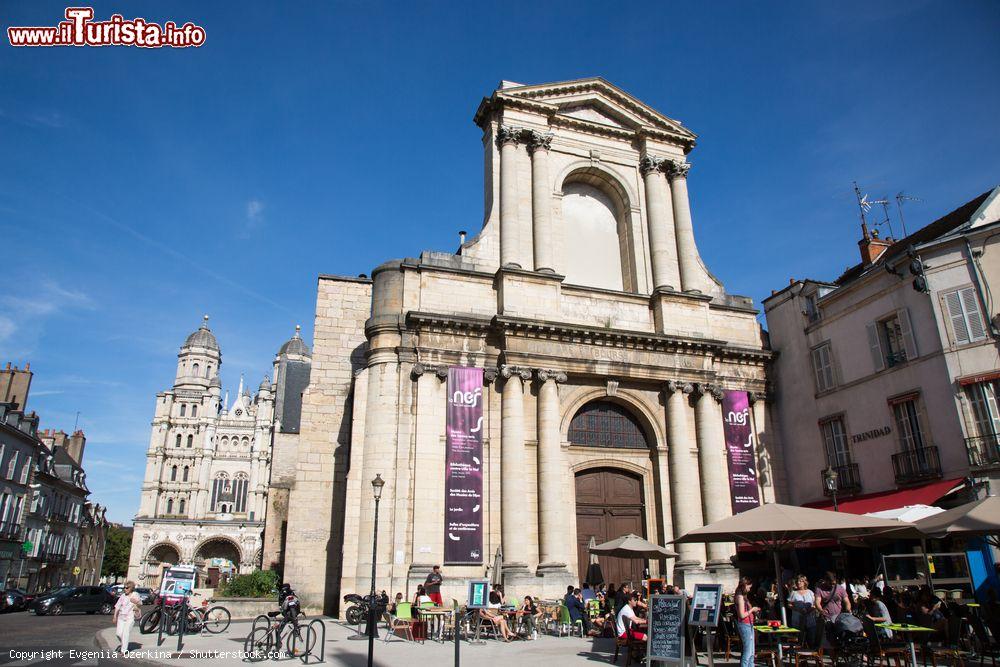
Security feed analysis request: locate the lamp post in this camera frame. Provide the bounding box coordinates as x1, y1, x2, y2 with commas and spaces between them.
823, 466, 840, 512
367, 474, 385, 667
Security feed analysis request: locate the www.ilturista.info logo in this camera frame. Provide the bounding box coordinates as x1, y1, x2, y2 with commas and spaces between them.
7, 7, 206, 48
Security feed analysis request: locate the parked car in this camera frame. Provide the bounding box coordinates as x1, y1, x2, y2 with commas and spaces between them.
135, 587, 156, 605
32, 586, 115, 616
3, 588, 35, 612
106, 584, 124, 597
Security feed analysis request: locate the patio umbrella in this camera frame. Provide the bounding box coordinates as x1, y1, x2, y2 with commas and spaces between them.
675, 503, 915, 623
489, 546, 504, 587
585, 536, 605, 586
914, 495, 1000, 547
589, 534, 678, 559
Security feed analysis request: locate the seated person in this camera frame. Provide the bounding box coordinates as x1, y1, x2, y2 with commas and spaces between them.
479, 589, 513, 641
864, 589, 893, 639
519, 595, 541, 638
616, 593, 647, 642
384, 592, 404, 624
564, 586, 597, 636
412, 584, 426, 606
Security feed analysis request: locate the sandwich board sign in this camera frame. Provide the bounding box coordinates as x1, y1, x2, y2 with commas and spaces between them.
688, 583, 724, 627
647, 594, 686, 665
466, 579, 490, 609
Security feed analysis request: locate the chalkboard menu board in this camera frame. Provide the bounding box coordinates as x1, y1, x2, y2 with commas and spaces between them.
647, 594, 687, 665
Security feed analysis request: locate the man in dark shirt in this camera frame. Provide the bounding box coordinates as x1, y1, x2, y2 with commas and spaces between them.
564, 586, 595, 635
424, 565, 443, 606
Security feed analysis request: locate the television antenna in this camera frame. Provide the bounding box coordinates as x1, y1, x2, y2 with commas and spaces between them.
895, 192, 921, 238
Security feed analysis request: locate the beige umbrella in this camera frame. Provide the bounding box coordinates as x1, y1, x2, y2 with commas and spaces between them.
675, 503, 915, 623
914, 496, 1000, 547
589, 534, 678, 559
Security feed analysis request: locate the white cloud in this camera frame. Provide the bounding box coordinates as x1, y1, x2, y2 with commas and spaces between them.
0, 278, 95, 356
239, 198, 266, 238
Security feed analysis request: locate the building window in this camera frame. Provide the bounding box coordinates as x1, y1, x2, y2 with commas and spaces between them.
211, 473, 231, 512
187, 434, 194, 448
191, 405, 198, 418
7, 451, 18, 480
820, 417, 852, 467
178, 499, 185, 514
943, 286, 988, 346
805, 294, 821, 323
166, 498, 173, 515
170, 466, 178, 482
175, 434, 182, 448
966, 380, 1000, 441
811, 343, 836, 392
180, 404, 187, 417
234, 473, 250, 513
182, 466, 189, 482
866, 309, 917, 371
892, 395, 929, 452
192, 363, 200, 377
241, 436, 250, 448
568, 401, 649, 449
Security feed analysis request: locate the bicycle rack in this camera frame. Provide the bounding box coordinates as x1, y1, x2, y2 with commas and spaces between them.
285, 618, 325, 664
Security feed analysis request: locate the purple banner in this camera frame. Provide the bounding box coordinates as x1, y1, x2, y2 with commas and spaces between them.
445, 366, 484, 564
722, 390, 760, 514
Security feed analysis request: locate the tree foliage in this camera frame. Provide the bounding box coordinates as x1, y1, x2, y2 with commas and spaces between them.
216, 569, 278, 598
101, 526, 132, 579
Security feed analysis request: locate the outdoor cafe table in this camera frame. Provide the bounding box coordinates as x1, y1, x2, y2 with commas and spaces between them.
754, 625, 800, 663
416, 607, 454, 642
878, 623, 935, 667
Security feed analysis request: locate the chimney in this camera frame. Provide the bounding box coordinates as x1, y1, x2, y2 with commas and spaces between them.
0, 362, 33, 410
859, 228, 893, 266
66, 430, 87, 465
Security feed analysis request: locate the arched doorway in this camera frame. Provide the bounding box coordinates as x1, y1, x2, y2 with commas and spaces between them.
575, 468, 647, 586
195, 538, 241, 588
145, 543, 180, 590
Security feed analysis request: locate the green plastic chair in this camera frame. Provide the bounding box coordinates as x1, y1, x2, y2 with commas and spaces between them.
386, 602, 415, 642
557, 604, 584, 637
586, 599, 601, 619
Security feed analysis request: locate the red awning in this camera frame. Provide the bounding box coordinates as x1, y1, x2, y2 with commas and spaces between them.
802, 478, 963, 514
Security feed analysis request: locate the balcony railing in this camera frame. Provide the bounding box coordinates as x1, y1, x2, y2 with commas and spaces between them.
966, 434, 1000, 469
892, 445, 942, 484
821, 462, 863, 495
0, 520, 22, 539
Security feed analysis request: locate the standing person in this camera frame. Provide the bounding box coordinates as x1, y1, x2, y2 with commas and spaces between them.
735, 576, 760, 667
424, 566, 443, 606
787, 575, 817, 648
113, 581, 142, 655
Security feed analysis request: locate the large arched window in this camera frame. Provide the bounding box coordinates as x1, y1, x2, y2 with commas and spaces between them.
211, 472, 230, 512
234, 472, 250, 513
561, 181, 625, 291
568, 401, 649, 449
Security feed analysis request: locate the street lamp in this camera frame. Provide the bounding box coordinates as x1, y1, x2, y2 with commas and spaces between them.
367, 474, 385, 667
823, 466, 840, 512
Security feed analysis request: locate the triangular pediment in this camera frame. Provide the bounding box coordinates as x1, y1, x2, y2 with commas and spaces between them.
500, 77, 696, 140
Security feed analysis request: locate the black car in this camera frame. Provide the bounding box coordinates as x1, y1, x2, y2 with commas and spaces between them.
32, 586, 115, 616
2, 588, 34, 612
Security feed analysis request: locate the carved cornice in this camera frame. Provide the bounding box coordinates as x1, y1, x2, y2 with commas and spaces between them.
694, 382, 724, 402
526, 130, 554, 153
536, 369, 568, 383
496, 125, 525, 148
665, 380, 695, 395
666, 159, 691, 179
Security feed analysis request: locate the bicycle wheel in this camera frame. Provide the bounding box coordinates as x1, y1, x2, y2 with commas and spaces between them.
244, 627, 273, 663
284, 623, 316, 658
139, 608, 161, 634
203, 606, 231, 634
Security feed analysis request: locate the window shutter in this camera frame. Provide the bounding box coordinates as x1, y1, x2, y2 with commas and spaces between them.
945, 290, 971, 345
811, 348, 825, 390
898, 308, 918, 360
866, 322, 885, 372
19, 462, 28, 484
961, 287, 988, 342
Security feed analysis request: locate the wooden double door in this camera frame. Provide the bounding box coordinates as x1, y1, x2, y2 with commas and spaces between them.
575, 468, 647, 587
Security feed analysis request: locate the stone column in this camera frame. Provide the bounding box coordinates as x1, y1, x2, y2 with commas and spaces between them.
640, 155, 680, 291
498, 125, 523, 269
665, 381, 706, 569
500, 365, 532, 571
654, 444, 675, 582
667, 160, 699, 293
528, 131, 555, 273
536, 369, 568, 567
694, 384, 735, 566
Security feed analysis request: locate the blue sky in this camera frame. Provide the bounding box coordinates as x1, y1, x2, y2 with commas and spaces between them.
1, 1, 998, 523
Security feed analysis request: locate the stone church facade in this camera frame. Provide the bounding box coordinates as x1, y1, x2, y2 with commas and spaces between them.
127, 318, 311, 589
282, 78, 783, 614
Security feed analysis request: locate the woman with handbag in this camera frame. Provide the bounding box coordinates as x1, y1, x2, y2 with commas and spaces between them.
113, 581, 142, 654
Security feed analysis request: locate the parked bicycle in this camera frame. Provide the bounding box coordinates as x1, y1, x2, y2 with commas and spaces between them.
139, 598, 231, 635
245, 589, 312, 661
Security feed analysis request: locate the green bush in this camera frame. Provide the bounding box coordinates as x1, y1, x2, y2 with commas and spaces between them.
215, 569, 278, 598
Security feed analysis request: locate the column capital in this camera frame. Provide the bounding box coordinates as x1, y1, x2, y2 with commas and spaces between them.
410, 363, 448, 381
666, 159, 691, 179
639, 153, 668, 176
483, 368, 498, 384
536, 369, 568, 383
748, 390, 770, 405
526, 130, 554, 153
665, 380, 695, 395
496, 124, 525, 148
500, 364, 532, 381
695, 383, 725, 402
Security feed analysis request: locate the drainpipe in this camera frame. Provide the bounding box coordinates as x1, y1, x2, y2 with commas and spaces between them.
966, 239, 999, 340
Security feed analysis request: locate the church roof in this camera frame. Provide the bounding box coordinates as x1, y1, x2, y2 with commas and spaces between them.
184, 315, 219, 351
278, 325, 311, 357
